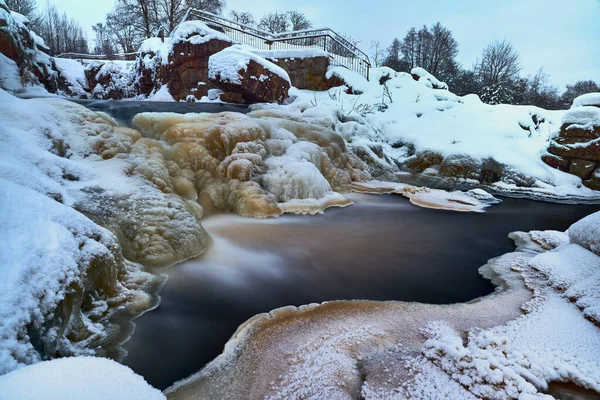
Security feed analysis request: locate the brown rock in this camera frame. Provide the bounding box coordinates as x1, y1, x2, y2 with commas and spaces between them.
219, 92, 245, 104
569, 159, 597, 180
163, 37, 232, 101
541, 153, 570, 172
559, 124, 600, 139
438, 154, 482, 180
405, 150, 444, 173
548, 137, 600, 161
85, 62, 104, 89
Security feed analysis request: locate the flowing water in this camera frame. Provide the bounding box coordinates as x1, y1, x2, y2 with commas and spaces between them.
121, 193, 599, 389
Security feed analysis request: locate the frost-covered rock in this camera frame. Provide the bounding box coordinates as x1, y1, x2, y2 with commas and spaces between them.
0, 357, 164, 400
209, 45, 291, 104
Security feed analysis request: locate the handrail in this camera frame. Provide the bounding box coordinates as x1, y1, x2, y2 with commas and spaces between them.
56, 52, 137, 61
181, 8, 371, 79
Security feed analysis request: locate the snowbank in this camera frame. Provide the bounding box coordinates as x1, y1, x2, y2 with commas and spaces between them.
283, 67, 600, 201
573, 92, 600, 108
0, 357, 164, 400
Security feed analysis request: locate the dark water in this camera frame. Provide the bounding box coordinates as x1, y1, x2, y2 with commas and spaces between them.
120, 193, 599, 389
70, 99, 249, 125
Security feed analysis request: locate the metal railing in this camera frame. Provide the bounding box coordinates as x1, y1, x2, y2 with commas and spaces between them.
56, 52, 137, 61
180, 9, 371, 79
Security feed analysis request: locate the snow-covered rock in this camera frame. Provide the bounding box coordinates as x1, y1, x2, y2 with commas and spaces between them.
209, 45, 291, 104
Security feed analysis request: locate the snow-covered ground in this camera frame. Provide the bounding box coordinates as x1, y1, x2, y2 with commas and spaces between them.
0, 357, 164, 400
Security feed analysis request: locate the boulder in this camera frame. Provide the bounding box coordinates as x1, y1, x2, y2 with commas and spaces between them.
569, 159, 597, 180
541, 153, 570, 172
438, 154, 482, 181
133, 22, 233, 101
209, 45, 291, 104
405, 150, 444, 173
219, 92, 245, 104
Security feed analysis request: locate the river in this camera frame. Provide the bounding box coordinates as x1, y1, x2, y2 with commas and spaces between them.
120, 192, 599, 389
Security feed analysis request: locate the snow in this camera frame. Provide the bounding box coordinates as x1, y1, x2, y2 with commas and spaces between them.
285, 66, 600, 201
251, 48, 329, 60
562, 106, 600, 128
54, 58, 88, 95
209, 45, 291, 85
0, 54, 22, 92
148, 85, 175, 102
569, 211, 600, 255
0, 357, 164, 400
573, 92, 600, 108
170, 20, 233, 45
351, 180, 496, 212
411, 66, 448, 90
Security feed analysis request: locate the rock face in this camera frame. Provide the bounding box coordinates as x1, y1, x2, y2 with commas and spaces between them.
251, 49, 331, 91
544, 93, 600, 190
164, 36, 232, 100
208, 45, 291, 104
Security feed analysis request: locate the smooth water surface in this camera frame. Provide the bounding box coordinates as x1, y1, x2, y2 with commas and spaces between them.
122, 193, 599, 389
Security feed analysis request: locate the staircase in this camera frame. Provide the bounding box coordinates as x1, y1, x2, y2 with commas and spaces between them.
181, 9, 371, 80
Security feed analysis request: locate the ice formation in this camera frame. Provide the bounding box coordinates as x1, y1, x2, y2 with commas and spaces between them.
0, 89, 210, 373
167, 213, 600, 400
351, 180, 499, 212
131, 108, 370, 216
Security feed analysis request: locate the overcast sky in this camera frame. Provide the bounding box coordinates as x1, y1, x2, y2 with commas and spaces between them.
46, 0, 600, 90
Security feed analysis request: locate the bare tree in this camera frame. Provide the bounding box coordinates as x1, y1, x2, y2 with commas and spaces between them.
369, 40, 384, 67
476, 39, 521, 87
286, 10, 311, 31
33, 2, 88, 55
229, 10, 254, 26
383, 38, 407, 72
5, 0, 37, 19
257, 11, 289, 33
92, 23, 115, 57
107, 3, 143, 53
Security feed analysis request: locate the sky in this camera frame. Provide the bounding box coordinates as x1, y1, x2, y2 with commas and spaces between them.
44, 0, 600, 90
